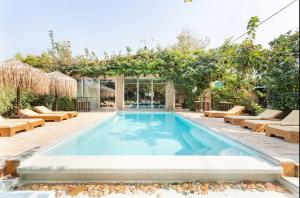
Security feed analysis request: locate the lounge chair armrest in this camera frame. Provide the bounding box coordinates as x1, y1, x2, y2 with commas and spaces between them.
261, 118, 281, 121
281, 122, 299, 126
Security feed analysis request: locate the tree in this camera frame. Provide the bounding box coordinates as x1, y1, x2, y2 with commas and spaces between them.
211, 16, 267, 114
263, 30, 299, 111
12, 19, 299, 113
172, 29, 210, 51
247, 16, 260, 40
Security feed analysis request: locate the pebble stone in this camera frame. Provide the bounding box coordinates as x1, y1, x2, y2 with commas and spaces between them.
17, 181, 291, 197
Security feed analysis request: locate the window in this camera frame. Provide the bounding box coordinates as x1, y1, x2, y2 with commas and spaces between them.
100, 80, 115, 109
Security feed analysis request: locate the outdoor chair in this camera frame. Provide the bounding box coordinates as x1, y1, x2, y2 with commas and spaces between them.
0, 115, 45, 130
241, 110, 299, 132
20, 109, 68, 122
34, 106, 78, 119
265, 125, 299, 143
0, 119, 30, 137
224, 109, 283, 125
203, 106, 245, 118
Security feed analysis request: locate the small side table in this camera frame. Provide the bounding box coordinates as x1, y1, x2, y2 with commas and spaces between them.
194, 101, 211, 112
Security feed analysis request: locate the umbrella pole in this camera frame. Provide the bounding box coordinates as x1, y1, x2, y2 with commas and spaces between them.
16, 87, 20, 116
55, 94, 59, 111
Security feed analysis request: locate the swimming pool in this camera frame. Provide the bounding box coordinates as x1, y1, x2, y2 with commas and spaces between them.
19, 112, 282, 183
44, 112, 253, 156
45, 112, 256, 156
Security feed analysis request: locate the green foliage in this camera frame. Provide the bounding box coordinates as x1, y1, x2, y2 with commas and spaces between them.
0, 88, 38, 116
9, 18, 299, 114
59, 96, 76, 111
250, 102, 265, 115
15, 52, 54, 72
247, 16, 260, 40
19, 90, 38, 110
0, 87, 56, 116
211, 87, 262, 115
263, 31, 299, 112
31, 95, 56, 110
0, 87, 15, 115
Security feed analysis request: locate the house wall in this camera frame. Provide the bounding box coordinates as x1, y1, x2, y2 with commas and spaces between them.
78, 75, 175, 111
115, 75, 125, 110
165, 81, 175, 111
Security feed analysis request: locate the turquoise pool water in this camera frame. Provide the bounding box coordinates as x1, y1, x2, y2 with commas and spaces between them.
45, 112, 255, 156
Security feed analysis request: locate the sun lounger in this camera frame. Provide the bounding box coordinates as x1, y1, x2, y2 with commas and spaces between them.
204, 106, 245, 118
265, 125, 299, 143
0, 121, 30, 137
224, 109, 282, 125
0, 115, 45, 130
20, 109, 68, 122
34, 106, 78, 119
241, 110, 299, 132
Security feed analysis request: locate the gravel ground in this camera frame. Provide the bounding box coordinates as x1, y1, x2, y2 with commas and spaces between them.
18, 182, 298, 198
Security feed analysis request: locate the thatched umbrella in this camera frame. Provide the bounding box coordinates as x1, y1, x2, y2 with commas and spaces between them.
100, 85, 115, 98
48, 71, 77, 110
0, 60, 50, 116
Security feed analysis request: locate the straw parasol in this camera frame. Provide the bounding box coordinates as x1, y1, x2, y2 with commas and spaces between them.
0, 60, 50, 116
48, 71, 77, 110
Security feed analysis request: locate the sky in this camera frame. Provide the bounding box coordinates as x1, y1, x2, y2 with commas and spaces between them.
0, 0, 299, 61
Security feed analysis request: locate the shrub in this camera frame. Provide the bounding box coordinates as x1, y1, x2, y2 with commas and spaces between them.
211, 87, 264, 115
58, 96, 76, 111
0, 87, 15, 115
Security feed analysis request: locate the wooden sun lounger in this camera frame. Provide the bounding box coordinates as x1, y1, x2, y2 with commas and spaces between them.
224, 109, 282, 125
20, 109, 68, 122
204, 106, 245, 118
265, 125, 299, 143
0, 115, 45, 130
241, 110, 299, 132
34, 106, 78, 119
0, 122, 30, 137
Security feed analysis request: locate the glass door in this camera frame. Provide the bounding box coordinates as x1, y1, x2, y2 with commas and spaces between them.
153, 80, 166, 109
124, 78, 166, 110
124, 79, 138, 109
139, 79, 152, 109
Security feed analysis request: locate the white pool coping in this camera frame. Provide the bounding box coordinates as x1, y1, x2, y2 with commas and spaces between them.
18, 155, 282, 183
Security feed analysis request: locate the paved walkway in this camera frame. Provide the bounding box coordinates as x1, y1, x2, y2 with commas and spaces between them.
0, 112, 115, 164
177, 112, 299, 163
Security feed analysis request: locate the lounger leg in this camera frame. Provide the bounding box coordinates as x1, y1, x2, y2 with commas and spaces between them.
285, 134, 299, 144
256, 125, 265, 132
265, 132, 271, 137
1, 129, 16, 137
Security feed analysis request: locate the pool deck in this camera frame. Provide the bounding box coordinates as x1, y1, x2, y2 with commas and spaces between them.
177, 112, 299, 163
0, 112, 116, 165
0, 111, 299, 185
1, 111, 297, 164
